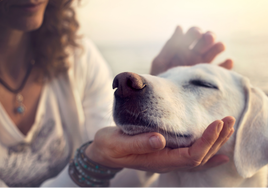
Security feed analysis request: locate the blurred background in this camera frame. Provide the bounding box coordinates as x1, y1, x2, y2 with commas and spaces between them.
76, 0, 268, 93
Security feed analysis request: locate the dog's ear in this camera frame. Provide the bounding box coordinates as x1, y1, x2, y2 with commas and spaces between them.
234, 78, 268, 178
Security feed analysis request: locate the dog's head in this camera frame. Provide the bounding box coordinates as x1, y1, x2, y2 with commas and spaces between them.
112, 64, 268, 178
113, 64, 245, 147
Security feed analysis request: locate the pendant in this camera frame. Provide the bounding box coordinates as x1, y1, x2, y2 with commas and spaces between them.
15, 94, 25, 114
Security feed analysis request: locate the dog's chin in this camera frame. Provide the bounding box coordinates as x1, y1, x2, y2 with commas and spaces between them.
117, 124, 194, 149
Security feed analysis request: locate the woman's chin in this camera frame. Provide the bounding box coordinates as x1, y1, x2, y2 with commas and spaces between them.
17, 19, 44, 32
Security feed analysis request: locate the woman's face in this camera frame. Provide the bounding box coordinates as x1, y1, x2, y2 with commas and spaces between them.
0, 0, 49, 32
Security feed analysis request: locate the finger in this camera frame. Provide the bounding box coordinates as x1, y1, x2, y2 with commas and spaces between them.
183, 27, 202, 47
88, 127, 166, 169
202, 42, 225, 63
156, 25, 183, 60
220, 128, 234, 148
187, 120, 224, 164
201, 116, 235, 163
114, 130, 166, 156
93, 127, 166, 156
119, 119, 230, 172
192, 31, 216, 55
192, 154, 229, 171
219, 59, 234, 70
151, 26, 184, 75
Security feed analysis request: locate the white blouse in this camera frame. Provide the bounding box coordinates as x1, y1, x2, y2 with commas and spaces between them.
0, 39, 114, 187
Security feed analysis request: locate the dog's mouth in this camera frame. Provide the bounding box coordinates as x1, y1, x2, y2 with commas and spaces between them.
119, 124, 191, 138
114, 113, 194, 149
113, 98, 195, 148
117, 123, 194, 149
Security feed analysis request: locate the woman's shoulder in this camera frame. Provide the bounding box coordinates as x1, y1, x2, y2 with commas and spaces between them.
69, 37, 112, 78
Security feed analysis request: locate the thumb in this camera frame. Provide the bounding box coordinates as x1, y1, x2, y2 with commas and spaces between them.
219, 59, 233, 70
118, 132, 166, 155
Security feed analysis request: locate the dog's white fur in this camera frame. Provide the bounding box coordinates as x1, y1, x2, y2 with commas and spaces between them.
113, 64, 268, 187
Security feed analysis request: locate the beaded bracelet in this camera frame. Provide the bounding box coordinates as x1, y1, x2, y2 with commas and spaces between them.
69, 141, 122, 187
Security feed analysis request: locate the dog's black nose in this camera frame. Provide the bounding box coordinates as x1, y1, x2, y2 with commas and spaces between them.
113, 72, 146, 98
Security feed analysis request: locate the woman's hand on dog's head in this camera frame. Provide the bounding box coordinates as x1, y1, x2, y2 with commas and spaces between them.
85, 116, 235, 173
150, 26, 234, 75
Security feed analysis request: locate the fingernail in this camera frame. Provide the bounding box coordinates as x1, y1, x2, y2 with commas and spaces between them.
217, 121, 223, 133
228, 119, 236, 129
149, 136, 163, 149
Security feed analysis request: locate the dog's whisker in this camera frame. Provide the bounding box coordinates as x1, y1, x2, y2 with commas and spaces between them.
141, 109, 148, 113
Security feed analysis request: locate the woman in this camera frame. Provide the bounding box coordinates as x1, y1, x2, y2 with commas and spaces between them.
0, 0, 235, 187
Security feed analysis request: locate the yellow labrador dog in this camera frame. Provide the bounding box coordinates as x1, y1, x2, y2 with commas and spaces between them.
112, 64, 268, 187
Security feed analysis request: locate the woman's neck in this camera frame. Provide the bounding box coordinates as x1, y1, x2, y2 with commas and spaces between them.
0, 26, 31, 79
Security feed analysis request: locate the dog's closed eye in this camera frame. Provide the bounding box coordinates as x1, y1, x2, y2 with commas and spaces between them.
190, 80, 219, 89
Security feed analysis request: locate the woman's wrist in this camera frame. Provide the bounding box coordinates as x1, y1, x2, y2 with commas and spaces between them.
84, 141, 104, 166
85, 139, 124, 169
68, 141, 122, 187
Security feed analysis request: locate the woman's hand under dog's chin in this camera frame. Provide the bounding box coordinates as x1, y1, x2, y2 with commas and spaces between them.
84, 116, 235, 173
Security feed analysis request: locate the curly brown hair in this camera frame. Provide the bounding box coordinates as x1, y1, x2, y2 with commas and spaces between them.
32, 0, 80, 80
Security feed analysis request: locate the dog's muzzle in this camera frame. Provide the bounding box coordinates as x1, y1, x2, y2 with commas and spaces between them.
112, 72, 156, 129
112, 72, 193, 148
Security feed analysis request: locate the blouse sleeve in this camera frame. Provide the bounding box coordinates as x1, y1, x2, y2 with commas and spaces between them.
79, 39, 115, 141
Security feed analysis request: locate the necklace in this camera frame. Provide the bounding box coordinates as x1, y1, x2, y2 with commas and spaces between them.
0, 60, 35, 114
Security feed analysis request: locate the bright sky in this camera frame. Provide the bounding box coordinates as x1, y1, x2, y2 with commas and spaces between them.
76, 0, 268, 45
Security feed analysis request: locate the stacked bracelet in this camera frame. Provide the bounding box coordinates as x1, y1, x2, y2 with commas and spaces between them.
69, 141, 122, 187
